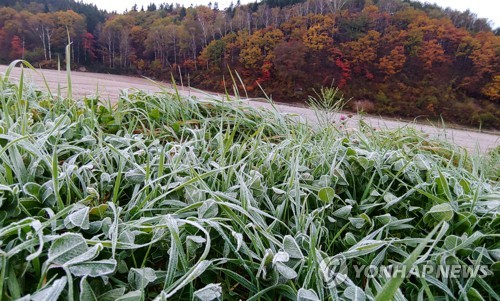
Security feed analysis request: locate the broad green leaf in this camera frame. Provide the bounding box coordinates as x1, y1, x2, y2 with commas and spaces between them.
198, 199, 218, 218
89, 204, 108, 218
62, 244, 102, 267
466, 288, 485, 301
31, 277, 67, 301
98, 288, 127, 301
343, 286, 366, 301
375, 214, 393, 225
332, 205, 352, 219
150, 108, 161, 120
185, 186, 204, 203
115, 290, 142, 301
40, 181, 56, 206
272, 187, 286, 195
187, 235, 207, 253
344, 232, 357, 246
257, 249, 273, 279
273, 251, 290, 264
472, 247, 494, 264
424, 203, 454, 224
128, 267, 157, 290
125, 169, 145, 184
317, 175, 330, 187
69, 259, 117, 277
297, 288, 320, 301
490, 249, 500, 261
118, 230, 136, 244
194, 283, 222, 301
444, 235, 462, 250
359, 213, 372, 225
447, 231, 485, 252
79, 277, 98, 301
0, 184, 13, 193
383, 192, 398, 204
356, 157, 371, 170
434, 170, 453, 202
100, 173, 112, 184
414, 155, 431, 171
275, 262, 297, 279
48, 233, 89, 265
22, 182, 41, 202
455, 212, 477, 234
283, 235, 303, 259
349, 217, 366, 229
318, 187, 335, 203
459, 179, 471, 194
6, 263, 21, 299
65, 206, 90, 230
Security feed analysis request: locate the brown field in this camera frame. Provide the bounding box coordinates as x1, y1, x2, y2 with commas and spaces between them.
1, 64, 498, 153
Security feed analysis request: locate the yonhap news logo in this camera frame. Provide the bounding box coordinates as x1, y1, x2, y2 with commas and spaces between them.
320, 255, 349, 287
320, 257, 492, 287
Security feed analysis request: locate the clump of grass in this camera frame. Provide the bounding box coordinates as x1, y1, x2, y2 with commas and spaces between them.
307, 86, 348, 127
0, 60, 498, 301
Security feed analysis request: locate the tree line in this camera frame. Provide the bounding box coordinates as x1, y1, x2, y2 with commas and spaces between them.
0, 0, 499, 128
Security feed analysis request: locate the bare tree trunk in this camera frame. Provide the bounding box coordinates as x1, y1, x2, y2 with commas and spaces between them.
173, 35, 177, 65
108, 35, 112, 67
247, 11, 251, 34
328, 0, 349, 13
192, 35, 197, 70
37, 26, 48, 61
46, 28, 53, 61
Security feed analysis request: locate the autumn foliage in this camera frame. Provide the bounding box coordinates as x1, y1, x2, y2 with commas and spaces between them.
0, 0, 499, 128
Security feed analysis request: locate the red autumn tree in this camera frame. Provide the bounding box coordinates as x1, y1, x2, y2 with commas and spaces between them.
273, 40, 307, 89
82, 32, 96, 62
9, 35, 23, 60
0, 28, 7, 58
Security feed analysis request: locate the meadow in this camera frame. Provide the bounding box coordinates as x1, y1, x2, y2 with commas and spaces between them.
0, 60, 499, 300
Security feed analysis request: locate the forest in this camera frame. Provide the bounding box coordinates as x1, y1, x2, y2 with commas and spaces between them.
0, 0, 499, 128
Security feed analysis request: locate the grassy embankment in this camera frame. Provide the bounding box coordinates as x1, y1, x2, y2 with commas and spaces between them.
0, 60, 499, 300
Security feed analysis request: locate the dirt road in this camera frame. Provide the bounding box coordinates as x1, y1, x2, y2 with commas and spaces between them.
1, 64, 498, 153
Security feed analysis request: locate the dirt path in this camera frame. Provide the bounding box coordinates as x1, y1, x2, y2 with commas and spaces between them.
1, 64, 498, 153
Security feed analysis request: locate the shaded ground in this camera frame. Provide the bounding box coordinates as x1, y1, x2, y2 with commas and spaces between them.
1, 64, 498, 153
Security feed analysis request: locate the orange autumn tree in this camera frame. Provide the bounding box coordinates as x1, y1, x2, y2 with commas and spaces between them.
341, 30, 381, 79
481, 75, 500, 101
378, 45, 406, 78
464, 32, 500, 96
238, 31, 263, 71
302, 14, 335, 51
418, 39, 448, 70
238, 27, 284, 88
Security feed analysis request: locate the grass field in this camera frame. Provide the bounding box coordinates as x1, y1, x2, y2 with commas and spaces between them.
0, 61, 499, 300
1, 64, 498, 154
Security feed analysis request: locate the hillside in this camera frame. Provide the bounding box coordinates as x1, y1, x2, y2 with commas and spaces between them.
0, 0, 499, 128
